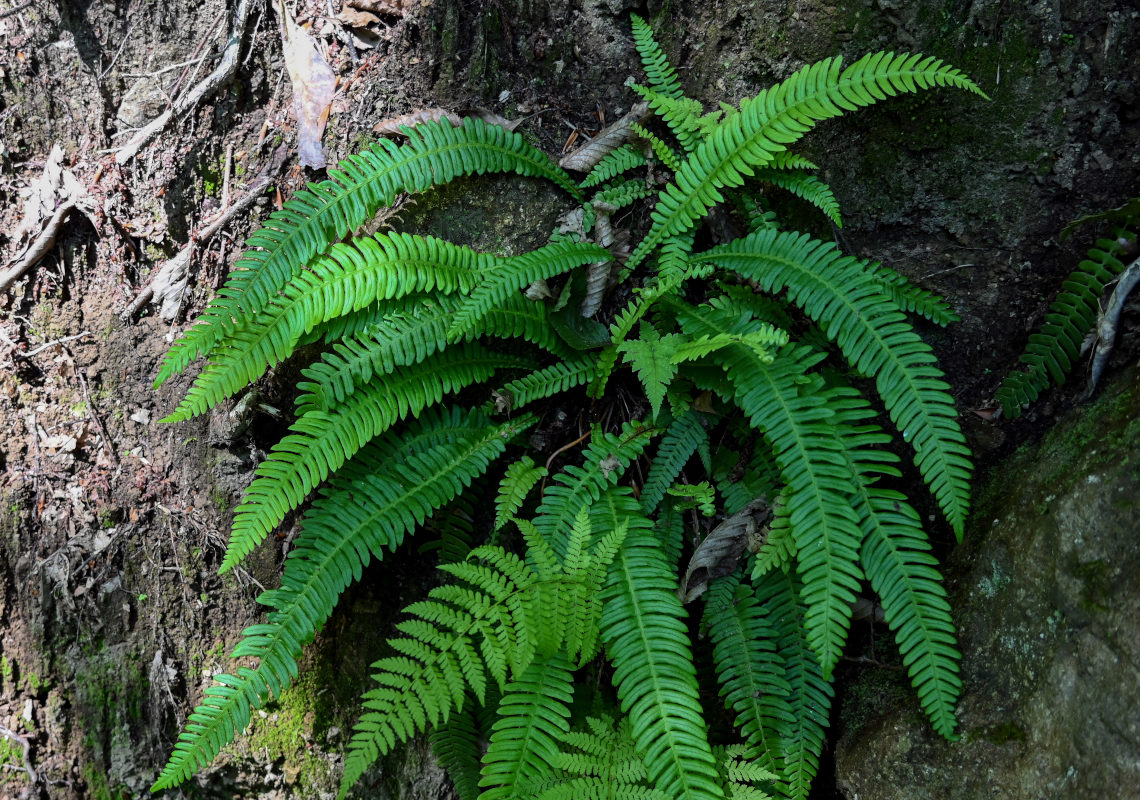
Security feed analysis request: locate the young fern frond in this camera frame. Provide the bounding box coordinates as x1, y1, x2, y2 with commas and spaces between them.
222, 345, 532, 572
626, 52, 987, 270
632, 122, 683, 172
151, 410, 522, 792
158, 118, 584, 386
631, 83, 705, 154
996, 230, 1135, 417
630, 14, 685, 100
494, 457, 547, 531
592, 178, 659, 213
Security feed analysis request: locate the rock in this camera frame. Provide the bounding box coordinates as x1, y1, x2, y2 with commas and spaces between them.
836, 365, 1140, 800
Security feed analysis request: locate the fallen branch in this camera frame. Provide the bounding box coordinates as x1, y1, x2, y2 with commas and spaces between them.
114, 0, 256, 165
0, 202, 75, 296
0, 724, 37, 785
1084, 255, 1140, 399
122, 145, 288, 320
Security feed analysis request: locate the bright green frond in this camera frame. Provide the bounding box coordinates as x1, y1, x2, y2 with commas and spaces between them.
222, 345, 531, 572
630, 15, 685, 100
631, 84, 705, 154
165, 233, 494, 422
627, 52, 986, 269
151, 409, 519, 792
478, 653, 575, 800
495, 457, 548, 531
593, 178, 659, 212
595, 489, 724, 800
494, 355, 597, 411
696, 229, 972, 537
157, 118, 583, 387
618, 323, 680, 420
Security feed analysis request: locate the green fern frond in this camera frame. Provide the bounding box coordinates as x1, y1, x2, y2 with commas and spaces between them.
165, 233, 493, 423
448, 241, 612, 339
751, 169, 842, 226
151, 409, 520, 792
631, 83, 705, 154
581, 144, 649, 189
630, 15, 685, 100
479, 653, 575, 800
495, 457, 548, 531
627, 52, 987, 270
595, 488, 724, 800
751, 569, 833, 800
703, 574, 788, 772
222, 345, 531, 572
632, 123, 683, 173
494, 355, 597, 411
341, 545, 540, 796
640, 409, 709, 513
863, 262, 960, 326
431, 692, 489, 800
618, 322, 679, 420
534, 422, 657, 559
749, 496, 794, 578
593, 178, 659, 212
696, 229, 973, 538
157, 118, 584, 387
996, 232, 1132, 417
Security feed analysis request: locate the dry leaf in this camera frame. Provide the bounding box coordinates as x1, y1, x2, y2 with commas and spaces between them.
279, 4, 337, 169
336, 7, 381, 27
679, 499, 771, 603
373, 107, 462, 135
6, 145, 96, 267
558, 102, 649, 172
347, 0, 404, 15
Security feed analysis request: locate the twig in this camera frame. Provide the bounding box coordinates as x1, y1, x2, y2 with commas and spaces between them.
76, 365, 119, 465
1084, 255, 1140, 399
0, 724, 37, 785
121, 146, 287, 319
0, 0, 34, 21
123, 55, 208, 79
18, 330, 92, 359
0, 202, 76, 297
115, 0, 256, 165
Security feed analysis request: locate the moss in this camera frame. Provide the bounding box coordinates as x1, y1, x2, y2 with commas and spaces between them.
0, 737, 27, 776
840, 668, 913, 736
979, 720, 1028, 745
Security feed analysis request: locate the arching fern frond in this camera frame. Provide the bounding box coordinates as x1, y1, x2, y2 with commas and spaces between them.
595, 488, 724, 800
165, 233, 493, 423
863, 262, 960, 326
630, 14, 685, 100
158, 118, 583, 386
493, 355, 597, 411
696, 229, 973, 538
751, 168, 842, 227
222, 345, 532, 572
495, 457, 547, 532
631, 84, 704, 154
151, 409, 522, 792
592, 178, 659, 213
430, 690, 490, 800
626, 52, 987, 270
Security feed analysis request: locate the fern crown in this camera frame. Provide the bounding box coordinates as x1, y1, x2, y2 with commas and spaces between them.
155, 15, 984, 800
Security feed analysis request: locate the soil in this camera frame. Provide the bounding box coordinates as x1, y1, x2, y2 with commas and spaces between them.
0, 0, 1136, 798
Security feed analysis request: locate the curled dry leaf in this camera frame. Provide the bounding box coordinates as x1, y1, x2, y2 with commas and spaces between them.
558, 101, 649, 173
679, 498, 772, 603
280, 3, 337, 169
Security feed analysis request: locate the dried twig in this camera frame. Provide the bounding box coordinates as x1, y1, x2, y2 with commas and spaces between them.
0, 723, 37, 785
0, 0, 33, 21
0, 202, 75, 296
115, 0, 256, 165
122, 145, 288, 319
17, 330, 92, 359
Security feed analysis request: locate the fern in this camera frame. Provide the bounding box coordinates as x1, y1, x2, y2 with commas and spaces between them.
997, 224, 1137, 417
155, 18, 982, 800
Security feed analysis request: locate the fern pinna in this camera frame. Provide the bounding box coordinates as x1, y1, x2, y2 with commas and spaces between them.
154, 15, 984, 800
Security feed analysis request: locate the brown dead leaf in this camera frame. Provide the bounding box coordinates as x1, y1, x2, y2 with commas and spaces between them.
347, 0, 405, 16
559, 102, 650, 172
337, 7, 381, 27
373, 107, 462, 135
280, 4, 337, 169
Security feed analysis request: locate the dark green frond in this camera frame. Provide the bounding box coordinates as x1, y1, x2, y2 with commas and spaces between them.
593, 178, 659, 213
627, 52, 986, 270
595, 489, 724, 800
165, 233, 493, 423
996, 234, 1131, 417
632, 84, 705, 154
863, 263, 960, 326
752, 168, 842, 226
478, 653, 575, 800
151, 409, 519, 792
640, 409, 709, 514
703, 574, 788, 772
222, 345, 531, 572
158, 118, 583, 387
696, 229, 972, 538
581, 144, 649, 189
431, 693, 488, 800
494, 355, 597, 411
752, 570, 833, 800
448, 241, 612, 340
